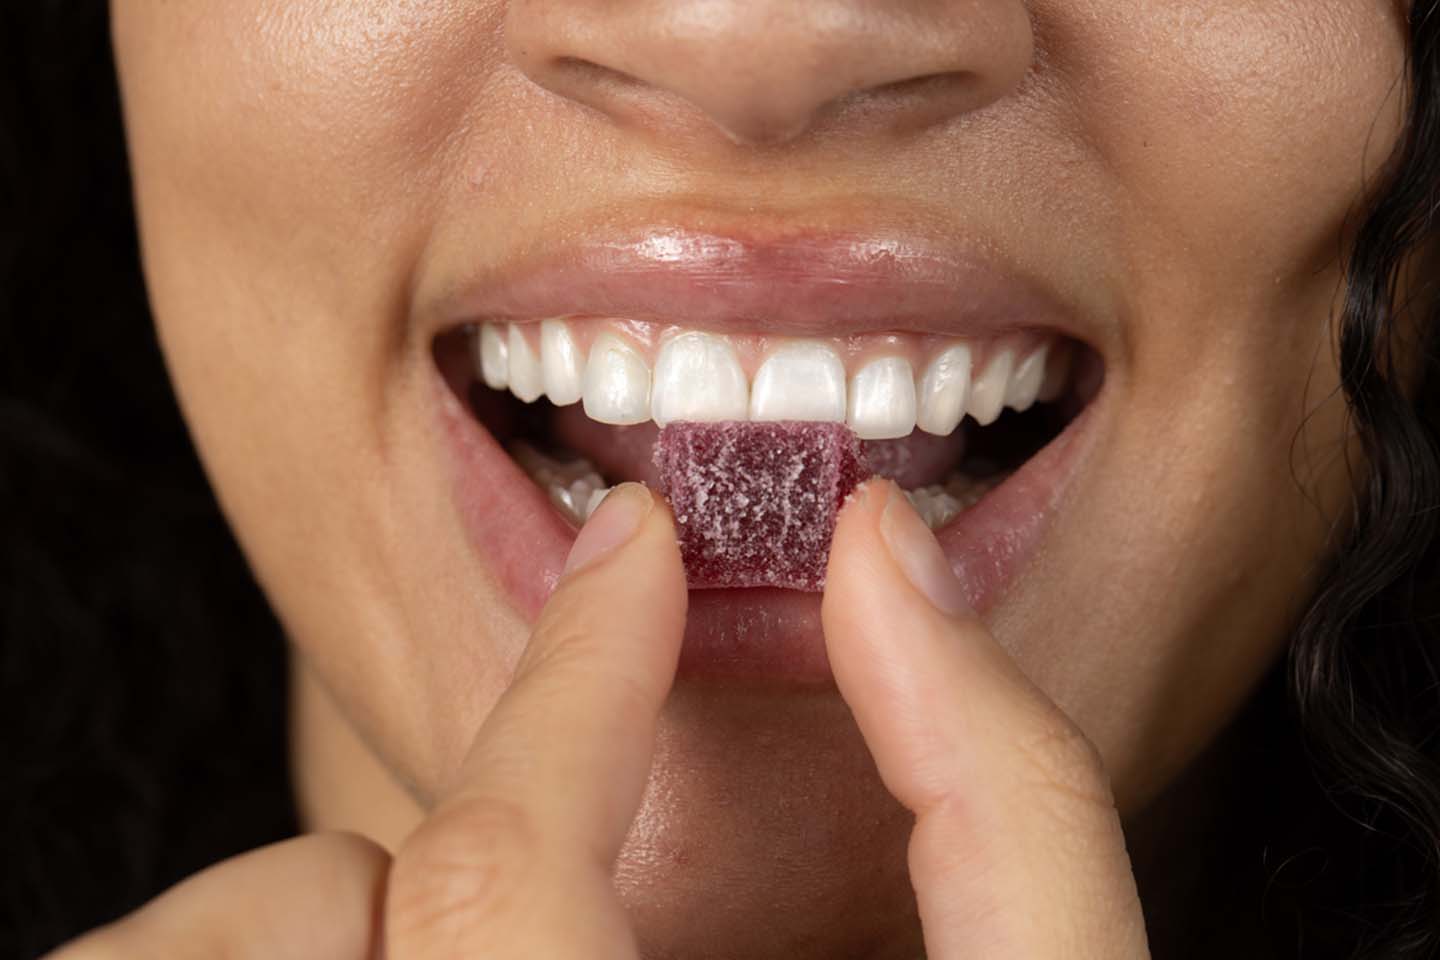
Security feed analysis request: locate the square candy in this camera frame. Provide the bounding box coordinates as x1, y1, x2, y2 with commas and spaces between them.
653, 421, 871, 591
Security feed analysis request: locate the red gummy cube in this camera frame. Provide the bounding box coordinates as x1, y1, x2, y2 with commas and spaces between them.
652, 421, 872, 591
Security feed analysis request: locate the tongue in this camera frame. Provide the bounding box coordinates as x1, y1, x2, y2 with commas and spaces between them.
547, 404, 967, 488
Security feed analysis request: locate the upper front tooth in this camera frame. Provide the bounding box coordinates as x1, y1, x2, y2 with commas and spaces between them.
651, 332, 749, 426
1005, 341, 1048, 413
507, 325, 545, 403
749, 342, 847, 422
540, 318, 584, 406
582, 333, 651, 425
847, 356, 917, 439
967, 347, 1014, 426
915, 344, 972, 436
476, 323, 509, 390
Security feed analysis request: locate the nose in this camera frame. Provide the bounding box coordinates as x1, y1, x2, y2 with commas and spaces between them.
506, 0, 1034, 145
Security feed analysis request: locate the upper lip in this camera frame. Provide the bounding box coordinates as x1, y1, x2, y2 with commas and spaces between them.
429, 208, 1093, 343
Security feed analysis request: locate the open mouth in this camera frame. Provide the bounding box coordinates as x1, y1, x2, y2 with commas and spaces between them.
425, 225, 1107, 684
436, 320, 1100, 528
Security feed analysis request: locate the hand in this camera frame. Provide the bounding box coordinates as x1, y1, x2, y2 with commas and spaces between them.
822, 478, 1150, 958
46, 478, 1150, 959
46, 481, 687, 959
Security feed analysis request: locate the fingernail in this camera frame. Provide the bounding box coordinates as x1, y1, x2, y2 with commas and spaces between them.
878, 483, 970, 616
563, 482, 653, 576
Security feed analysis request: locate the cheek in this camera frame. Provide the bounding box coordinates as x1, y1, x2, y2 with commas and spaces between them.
1003, 1, 1403, 807
1050, 0, 1406, 272
108, 0, 1410, 820
111, 0, 531, 797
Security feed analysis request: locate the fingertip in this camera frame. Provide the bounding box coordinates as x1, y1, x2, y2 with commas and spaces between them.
875, 483, 971, 617
826, 477, 895, 589
515, 478, 685, 696
563, 482, 655, 576
835, 476, 893, 528
823, 477, 947, 707
563, 482, 683, 579
827, 477, 970, 619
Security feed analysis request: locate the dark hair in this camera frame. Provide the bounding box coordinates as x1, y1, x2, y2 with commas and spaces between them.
1282, 1, 1440, 954
2, 3, 1436, 959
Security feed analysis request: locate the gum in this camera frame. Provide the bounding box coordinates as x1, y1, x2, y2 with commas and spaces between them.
653, 421, 871, 591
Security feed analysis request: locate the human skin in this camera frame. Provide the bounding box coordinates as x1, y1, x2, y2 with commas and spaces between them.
52, 481, 1151, 957
91, 0, 1408, 956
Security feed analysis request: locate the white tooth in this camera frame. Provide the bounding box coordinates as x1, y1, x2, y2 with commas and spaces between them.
550, 474, 606, 523
507, 325, 545, 403
549, 482, 581, 519
905, 484, 964, 530
509, 441, 607, 523
475, 323, 509, 390
915, 344, 972, 436
540, 318, 584, 406
946, 472, 999, 508
749, 342, 846, 422
1005, 342, 1049, 413
510, 442, 602, 488
583, 486, 612, 521
651, 332, 748, 426
582, 333, 651, 425
568, 476, 598, 507
966, 348, 1015, 426
847, 356, 917, 440
927, 489, 962, 528
1036, 341, 1073, 403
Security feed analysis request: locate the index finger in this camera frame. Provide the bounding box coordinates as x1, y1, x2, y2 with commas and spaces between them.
386, 482, 686, 957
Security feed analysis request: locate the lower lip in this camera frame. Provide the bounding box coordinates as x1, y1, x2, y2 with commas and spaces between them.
434, 367, 1098, 686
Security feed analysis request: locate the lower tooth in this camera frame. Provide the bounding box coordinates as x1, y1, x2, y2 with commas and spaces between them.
583, 486, 612, 521
906, 486, 962, 530
905, 469, 1007, 529
510, 442, 608, 524
511, 440, 1003, 532
944, 472, 1002, 508
544, 476, 607, 525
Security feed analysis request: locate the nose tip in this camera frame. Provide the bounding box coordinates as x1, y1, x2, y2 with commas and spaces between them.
507, 0, 1034, 146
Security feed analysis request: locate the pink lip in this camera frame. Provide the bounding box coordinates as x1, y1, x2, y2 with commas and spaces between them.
430, 224, 1102, 686
436, 225, 1092, 343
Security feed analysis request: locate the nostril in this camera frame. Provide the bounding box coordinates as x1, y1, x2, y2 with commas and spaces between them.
530, 56, 658, 115
551, 56, 646, 94
869, 72, 974, 99
832, 70, 989, 127
541, 56, 824, 147
506, 0, 1035, 148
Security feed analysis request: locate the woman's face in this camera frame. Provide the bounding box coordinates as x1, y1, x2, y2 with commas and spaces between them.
112, 0, 1406, 954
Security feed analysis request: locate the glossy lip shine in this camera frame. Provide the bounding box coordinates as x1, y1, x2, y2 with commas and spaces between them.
431, 226, 1103, 685
433, 226, 1091, 340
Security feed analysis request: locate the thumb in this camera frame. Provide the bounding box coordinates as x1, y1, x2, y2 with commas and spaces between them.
821, 479, 1150, 959
385, 481, 686, 958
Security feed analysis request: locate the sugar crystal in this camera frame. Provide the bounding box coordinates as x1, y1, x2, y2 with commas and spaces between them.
653, 421, 871, 591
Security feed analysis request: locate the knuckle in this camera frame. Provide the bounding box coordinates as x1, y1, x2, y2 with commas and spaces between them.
387, 795, 542, 944
518, 626, 654, 717
1012, 710, 1115, 813
519, 621, 595, 680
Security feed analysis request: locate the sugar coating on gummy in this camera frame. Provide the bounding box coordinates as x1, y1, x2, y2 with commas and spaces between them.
653, 421, 872, 591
